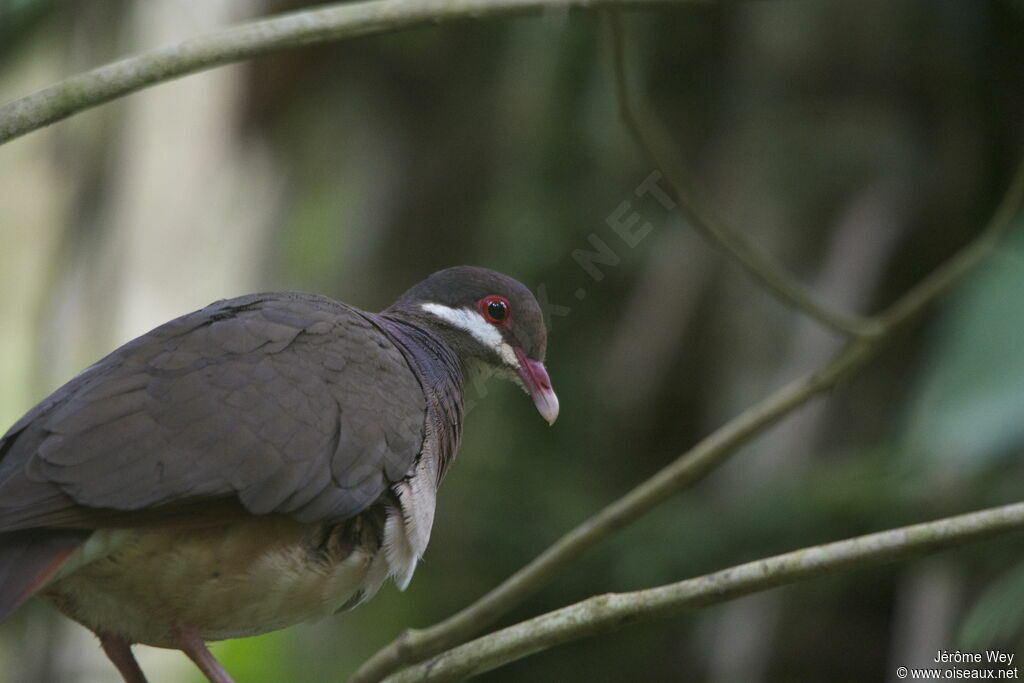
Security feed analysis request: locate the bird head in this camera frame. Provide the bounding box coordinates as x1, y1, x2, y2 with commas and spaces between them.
387, 266, 558, 425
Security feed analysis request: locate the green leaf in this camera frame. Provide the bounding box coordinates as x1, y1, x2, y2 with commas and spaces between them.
958, 560, 1024, 650
901, 222, 1024, 471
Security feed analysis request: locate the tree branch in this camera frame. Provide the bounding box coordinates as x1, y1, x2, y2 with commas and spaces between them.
7, 2, 1018, 679
0, 0, 701, 146
876, 160, 1024, 327
605, 12, 874, 338
349, 340, 873, 683
350, 156, 1024, 682
388, 502, 1024, 682
348, 12, 1024, 681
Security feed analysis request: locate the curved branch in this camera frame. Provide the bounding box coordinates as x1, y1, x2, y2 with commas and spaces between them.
389, 502, 1024, 682
0, 0, 696, 145
605, 12, 874, 338
350, 156, 1024, 683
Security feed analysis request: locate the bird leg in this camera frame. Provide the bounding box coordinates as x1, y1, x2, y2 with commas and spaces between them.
173, 623, 235, 683
98, 633, 148, 683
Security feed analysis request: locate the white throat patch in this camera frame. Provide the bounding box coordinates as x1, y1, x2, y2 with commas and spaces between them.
420, 303, 518, 366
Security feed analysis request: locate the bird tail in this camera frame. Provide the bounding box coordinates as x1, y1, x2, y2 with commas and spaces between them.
0, 529, 88, 622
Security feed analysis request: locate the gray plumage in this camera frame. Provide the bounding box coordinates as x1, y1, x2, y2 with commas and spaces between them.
0, 293, 444, 531
0, 266, 556, 683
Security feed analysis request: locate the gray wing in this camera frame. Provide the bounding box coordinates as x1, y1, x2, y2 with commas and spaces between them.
0, 293, 425, 531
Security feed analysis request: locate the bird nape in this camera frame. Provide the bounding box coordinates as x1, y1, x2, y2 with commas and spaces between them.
0, 266, 558, 683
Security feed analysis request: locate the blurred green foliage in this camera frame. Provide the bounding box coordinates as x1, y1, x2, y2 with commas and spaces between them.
903, 220, 1024, 471
960, 561, 1024, 651
1, 0, 1023, 681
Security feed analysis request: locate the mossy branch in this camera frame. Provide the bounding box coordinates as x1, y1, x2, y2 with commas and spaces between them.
387, 502, 1024, 682
0, 0, 698, 145
4, 3, 1021, 681
350, 160, 1024, 681
349, 13, 1024, 682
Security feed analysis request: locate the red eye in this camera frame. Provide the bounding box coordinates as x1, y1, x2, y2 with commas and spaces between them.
479, 295, 511, 325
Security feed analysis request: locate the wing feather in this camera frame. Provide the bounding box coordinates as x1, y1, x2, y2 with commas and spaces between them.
0, 293, 425, 532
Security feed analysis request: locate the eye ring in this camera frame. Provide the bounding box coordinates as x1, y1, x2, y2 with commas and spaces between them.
479, 295, 511, 325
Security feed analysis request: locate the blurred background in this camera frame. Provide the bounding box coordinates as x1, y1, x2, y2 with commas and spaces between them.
1, 0, 1023, 681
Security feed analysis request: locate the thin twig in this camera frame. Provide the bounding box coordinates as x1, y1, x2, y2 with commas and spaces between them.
388, 502, 1024, 682
0, 0, 700, 145
349, 157, 1024, 683
605, 12, 875, 338
876, 161, 1024, 327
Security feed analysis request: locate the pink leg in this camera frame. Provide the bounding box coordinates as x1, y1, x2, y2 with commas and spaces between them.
98, 633, 148, 683
173, 624, 235, 683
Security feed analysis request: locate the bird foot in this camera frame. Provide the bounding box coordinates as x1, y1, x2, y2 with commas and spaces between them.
98, 633, 148, 683
173, 624, 236, 683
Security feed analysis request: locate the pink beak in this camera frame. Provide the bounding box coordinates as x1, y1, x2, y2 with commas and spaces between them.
513, 348, 559, 425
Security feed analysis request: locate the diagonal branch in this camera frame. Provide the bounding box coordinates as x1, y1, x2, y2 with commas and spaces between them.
349, 155, 1024, 682
876, 161, 1024, 326
0, 0, 701, 145
605, 12, 874, 338
8, 2, 1017, 679
349, 341, 872, 683
349, 10, 1024, 681
388, 502, 1024, 682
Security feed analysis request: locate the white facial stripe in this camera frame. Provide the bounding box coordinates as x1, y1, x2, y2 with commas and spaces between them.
420, 303, 518, 366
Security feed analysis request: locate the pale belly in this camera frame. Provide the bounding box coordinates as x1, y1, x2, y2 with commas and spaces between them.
40, 514, 388, 648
